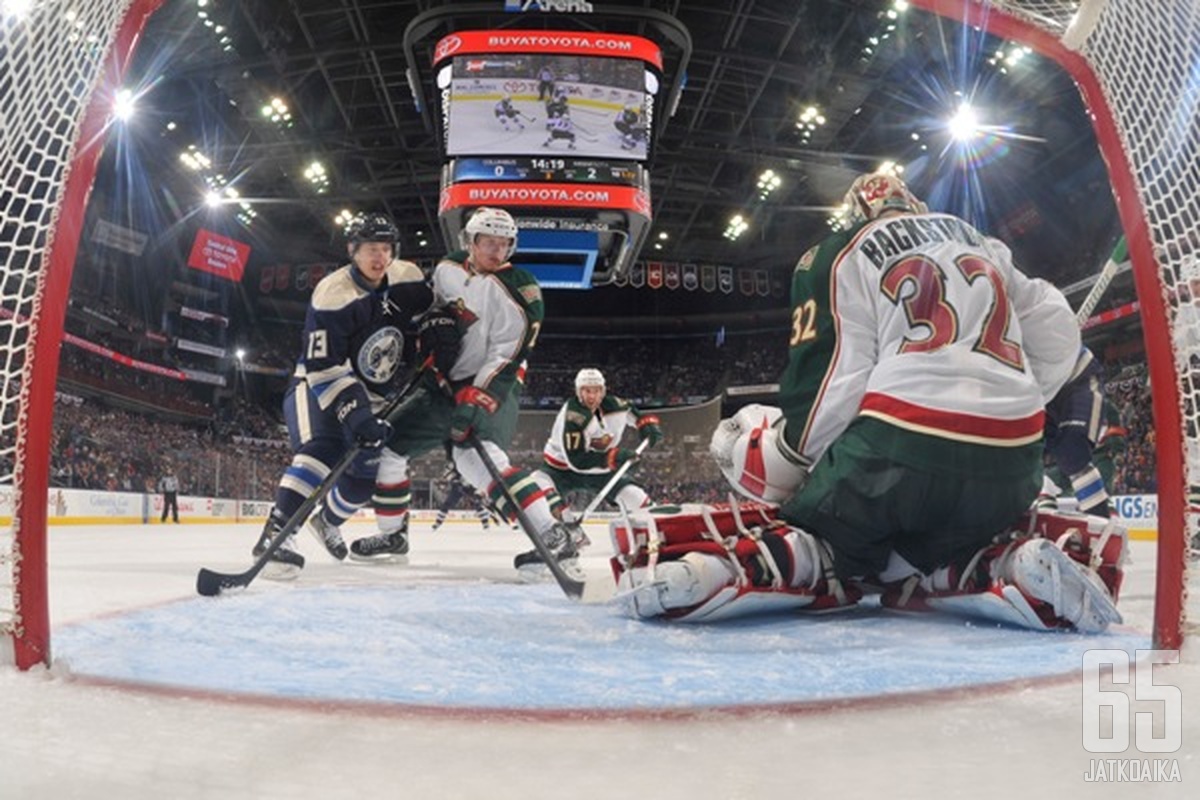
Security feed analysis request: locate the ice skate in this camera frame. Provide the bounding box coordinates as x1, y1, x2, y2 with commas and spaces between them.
349, 527, 409, 563
252, 515, 305, 580
305, 507, 348, 561
514, 521, 584, 582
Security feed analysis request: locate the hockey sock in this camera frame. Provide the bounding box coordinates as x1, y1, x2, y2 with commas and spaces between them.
1071, 465, 1110, 515
372, 478, 411, 534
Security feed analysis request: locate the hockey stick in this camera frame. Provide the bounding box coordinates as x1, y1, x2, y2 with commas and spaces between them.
575, 438, 650, 524
466, 434, 585, 600
195, 372, 426, 597
1076, 238, 1129, 325
517, 111, 538, 123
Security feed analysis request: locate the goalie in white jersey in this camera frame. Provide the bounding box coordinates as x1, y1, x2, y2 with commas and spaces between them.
615, 173, 1123, 633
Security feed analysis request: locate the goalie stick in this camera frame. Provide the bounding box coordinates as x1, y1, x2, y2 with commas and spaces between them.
1075, 238, 1129, 325
195, 369, 426, 597
466, 434, 586, 600
574, 438, 650, 524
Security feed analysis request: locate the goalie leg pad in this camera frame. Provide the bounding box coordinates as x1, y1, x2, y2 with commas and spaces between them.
614, 552, 738, 619
1003, 538, 1122, 633
1013, 508, 1127, 600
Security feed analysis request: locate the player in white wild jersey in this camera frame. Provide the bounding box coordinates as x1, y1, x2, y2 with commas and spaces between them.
616, 173, 1122, 632
348, 208, 581, 577
517, 368, 661, 577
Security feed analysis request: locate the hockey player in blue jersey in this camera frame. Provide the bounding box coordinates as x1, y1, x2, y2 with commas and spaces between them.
253, 213, 432, 578
1041, 346, 1112, 516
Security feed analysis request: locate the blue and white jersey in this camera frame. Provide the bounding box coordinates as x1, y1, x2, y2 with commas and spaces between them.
295, 259, 432, 415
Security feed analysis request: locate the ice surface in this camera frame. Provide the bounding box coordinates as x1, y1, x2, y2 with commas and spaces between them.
1, 522, 1195, 799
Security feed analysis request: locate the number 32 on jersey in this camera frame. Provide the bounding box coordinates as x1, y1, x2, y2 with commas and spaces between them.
789, 253, 1024, 372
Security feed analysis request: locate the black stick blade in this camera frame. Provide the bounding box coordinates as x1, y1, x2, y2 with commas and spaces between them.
196, 567, 249, 597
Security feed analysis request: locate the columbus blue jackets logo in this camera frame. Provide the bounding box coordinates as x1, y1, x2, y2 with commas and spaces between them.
357, 327, 404, 385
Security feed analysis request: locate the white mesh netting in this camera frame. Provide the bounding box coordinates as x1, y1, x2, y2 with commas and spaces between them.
2, 0, 136, 650
2, 0, 1198, 658
925, 0, 1200, 644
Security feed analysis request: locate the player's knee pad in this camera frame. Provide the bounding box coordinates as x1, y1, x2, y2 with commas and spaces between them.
709, 404, 808, 503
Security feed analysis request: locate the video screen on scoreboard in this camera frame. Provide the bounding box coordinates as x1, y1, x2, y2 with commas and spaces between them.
444, 53, 653, 161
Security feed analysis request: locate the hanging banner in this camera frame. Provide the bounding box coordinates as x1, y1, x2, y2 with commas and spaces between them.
187, 229, 250, 283
701, 264, 717, 293
91, 218, 148, 256
629, 261, 646, 288
756, 269, 770, 297
180, 306, 230, 327
718, 266, 734, 294
611, 266, 628, 287
681, 263, 698, 291
647, 261, 664, 289
664, 262, 680, 290
771, 274, 787, 298
739, 270, 756, 296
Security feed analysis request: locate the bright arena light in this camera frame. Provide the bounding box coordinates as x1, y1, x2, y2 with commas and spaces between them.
948, 103, 981, 141
204, 190, 222, 208
113, 88, 136, 122
2, 0, 34, 20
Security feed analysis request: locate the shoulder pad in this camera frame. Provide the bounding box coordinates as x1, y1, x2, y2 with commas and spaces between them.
602, 395, 630, 413
503, 268, 543, 305
311, 266, 362, 312
386, 259, 425, 284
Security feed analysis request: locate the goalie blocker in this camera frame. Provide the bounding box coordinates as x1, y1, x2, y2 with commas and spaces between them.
610, 501, 1124, 633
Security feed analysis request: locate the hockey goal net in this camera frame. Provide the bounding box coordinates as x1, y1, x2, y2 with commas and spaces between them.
0, 0, 1195, 668
912, 0, 1198, 649
1, 0, 161, 669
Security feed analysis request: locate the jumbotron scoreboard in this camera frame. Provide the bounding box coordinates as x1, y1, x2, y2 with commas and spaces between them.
422, 26, 675, 288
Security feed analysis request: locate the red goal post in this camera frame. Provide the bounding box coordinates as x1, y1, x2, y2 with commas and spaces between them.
912, 0, 1195, 649
1, 0, 162, 669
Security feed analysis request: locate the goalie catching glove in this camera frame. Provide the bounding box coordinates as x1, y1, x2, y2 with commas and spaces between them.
416, 309, 461, 380
709, 404, 809, 503
334, 394, 392, 449
449, 385, 499, 443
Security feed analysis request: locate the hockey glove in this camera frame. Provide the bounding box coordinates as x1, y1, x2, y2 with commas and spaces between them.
606, 447, 637, 470
416, 310, 462, 380
335, 395, 393, 450
449, 385, 499, 443
636, 414, 663, 447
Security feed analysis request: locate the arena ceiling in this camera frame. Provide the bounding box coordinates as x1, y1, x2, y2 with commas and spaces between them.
103, 0, 1125, 327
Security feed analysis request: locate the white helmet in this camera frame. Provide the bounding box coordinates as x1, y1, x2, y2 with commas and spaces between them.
461, 207, 518, 259
710, 404, 807, 503
843, 172, 927, 225
575, 368, 606, 397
